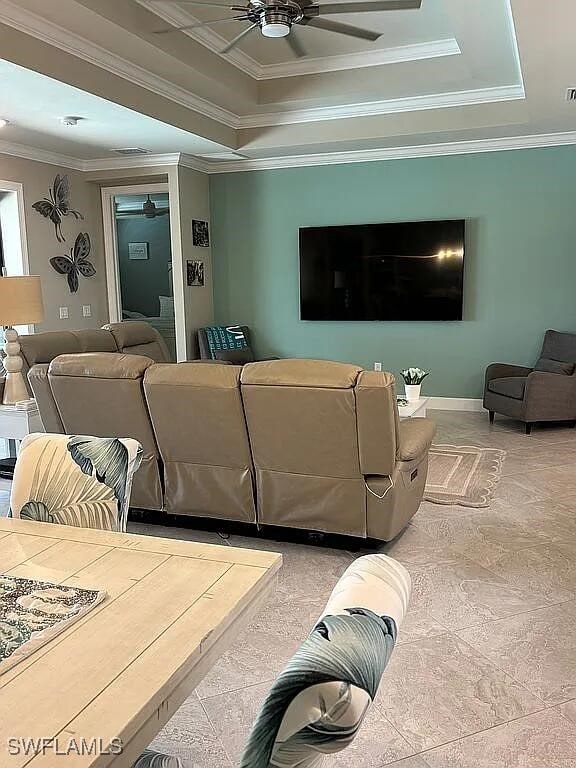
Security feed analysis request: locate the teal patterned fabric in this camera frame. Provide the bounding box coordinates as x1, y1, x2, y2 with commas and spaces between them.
240, 554, 411, 768
10, 433, 143, 532
204, 325, 247, 357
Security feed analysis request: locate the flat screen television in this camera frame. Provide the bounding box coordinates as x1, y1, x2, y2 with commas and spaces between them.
299, 219, 465, 321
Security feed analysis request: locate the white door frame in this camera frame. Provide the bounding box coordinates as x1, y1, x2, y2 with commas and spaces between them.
0, 180, 33, 333
101, 183, 185, 359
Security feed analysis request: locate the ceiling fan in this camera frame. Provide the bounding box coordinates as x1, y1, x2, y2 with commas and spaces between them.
115, 195, 170, 219
152, 0, 422, 57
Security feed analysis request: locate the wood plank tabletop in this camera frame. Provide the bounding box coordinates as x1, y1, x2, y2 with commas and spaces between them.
0, 518, 282, 767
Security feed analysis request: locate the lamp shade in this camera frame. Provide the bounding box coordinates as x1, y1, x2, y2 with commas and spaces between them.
0, 276, 44, 326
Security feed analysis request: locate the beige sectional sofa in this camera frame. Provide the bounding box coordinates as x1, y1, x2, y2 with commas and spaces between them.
23, 335, 435, 540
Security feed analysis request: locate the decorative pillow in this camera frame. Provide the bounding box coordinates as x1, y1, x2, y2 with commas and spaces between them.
214, 348, 255, 365
240, 555, 411, 768
159, 295, 174, 319
10, 434, 143, 532
534, 358, 575, 375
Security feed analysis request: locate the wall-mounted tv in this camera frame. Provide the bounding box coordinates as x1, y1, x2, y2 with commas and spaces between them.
299, 219, 465, 321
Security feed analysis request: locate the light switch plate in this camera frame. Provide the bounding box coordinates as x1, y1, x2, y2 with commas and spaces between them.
374, 362, 382, 372
82, 305, 92, 318
59, 306, 69, 320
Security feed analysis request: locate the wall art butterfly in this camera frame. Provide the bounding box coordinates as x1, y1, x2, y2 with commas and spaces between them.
32, 174, 84, 242
50, 232, 96, 293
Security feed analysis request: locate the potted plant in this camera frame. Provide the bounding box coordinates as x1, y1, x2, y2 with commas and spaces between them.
401, 367, 429, 402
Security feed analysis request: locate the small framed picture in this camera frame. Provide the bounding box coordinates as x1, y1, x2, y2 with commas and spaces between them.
187, 259, 205, 287
192, 219, 210, 247
128, 242, 149, 260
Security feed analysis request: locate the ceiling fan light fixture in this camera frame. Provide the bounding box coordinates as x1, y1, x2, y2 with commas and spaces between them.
261, 19, 291, 37
260, 9, 292, 37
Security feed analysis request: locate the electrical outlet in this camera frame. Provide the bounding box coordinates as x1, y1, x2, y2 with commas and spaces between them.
59, 306, 69, 320
82, 304, 92, 318
374, 362, 382, 372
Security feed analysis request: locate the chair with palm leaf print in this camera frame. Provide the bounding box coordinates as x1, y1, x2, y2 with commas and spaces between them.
9, 433, 143, 532
239, 554, 411, 768
132, 750, 182, 768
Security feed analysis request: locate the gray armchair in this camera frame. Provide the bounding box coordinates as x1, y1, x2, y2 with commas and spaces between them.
484, 330, 576, 434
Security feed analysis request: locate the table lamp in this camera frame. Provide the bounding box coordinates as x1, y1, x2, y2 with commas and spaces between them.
0, 276, 44, 404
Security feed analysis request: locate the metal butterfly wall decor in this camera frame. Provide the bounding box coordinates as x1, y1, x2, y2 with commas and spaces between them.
32, 174, 84, 242
50, 232, 96, 293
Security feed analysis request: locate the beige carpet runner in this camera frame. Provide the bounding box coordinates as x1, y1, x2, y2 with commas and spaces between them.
424, 444, 506, 508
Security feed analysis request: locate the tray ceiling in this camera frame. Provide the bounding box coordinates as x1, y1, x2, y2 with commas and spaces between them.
0, 0, 572, 167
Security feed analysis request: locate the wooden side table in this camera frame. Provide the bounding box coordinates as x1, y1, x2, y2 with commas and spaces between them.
0, 401, 44, 478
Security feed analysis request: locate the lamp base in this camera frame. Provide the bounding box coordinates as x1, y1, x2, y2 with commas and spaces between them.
2, 327, 29, 405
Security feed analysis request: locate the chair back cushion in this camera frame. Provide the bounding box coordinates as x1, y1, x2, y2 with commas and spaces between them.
144, 362, 256, 523
534, 358, 575, 375
48, 353, 163, 510
10, 433, 142, 531
240, 554, 410, 768
539, 330, 576, 364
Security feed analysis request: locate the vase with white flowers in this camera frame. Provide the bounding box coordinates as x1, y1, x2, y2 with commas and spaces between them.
401, 367, 429, 402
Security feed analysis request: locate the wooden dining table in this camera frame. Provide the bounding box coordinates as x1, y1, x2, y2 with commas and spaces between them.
0, 518, 282, 767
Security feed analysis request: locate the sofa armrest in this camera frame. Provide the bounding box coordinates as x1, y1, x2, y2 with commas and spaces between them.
524, 371, 576, 420
485, 363, 533, 384
397, 418, 436, 462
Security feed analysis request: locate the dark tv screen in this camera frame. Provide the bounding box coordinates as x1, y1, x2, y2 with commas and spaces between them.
299, 220, 465, 321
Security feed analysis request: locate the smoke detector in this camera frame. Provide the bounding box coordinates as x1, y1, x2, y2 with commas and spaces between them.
566, 87, 576, 101
60, 116, 83, 126
111, 147, 151, 156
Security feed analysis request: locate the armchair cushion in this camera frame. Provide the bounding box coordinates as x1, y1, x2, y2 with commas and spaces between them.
397, 418, 436, 462
534, 358, 575, 375
488, 376, 527, 400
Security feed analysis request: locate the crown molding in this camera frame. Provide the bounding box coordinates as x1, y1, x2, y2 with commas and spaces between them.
202, 131, 576, 172
254, 38, 460, 80
237, 84, 525, 128
2, 132, 576, 176
0, 139, 85, 170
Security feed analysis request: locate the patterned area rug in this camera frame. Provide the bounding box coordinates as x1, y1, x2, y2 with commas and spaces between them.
0, 576, 106, 674
424, 444, 506, 507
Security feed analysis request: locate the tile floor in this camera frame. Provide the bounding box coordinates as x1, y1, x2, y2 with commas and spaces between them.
3, 411, 576, 766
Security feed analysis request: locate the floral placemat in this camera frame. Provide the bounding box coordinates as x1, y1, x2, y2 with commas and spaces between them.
0, 575, 106, 674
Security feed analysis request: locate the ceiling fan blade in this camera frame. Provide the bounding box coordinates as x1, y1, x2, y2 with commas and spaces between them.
286, 32, 306, 57
221, 22, 258, 53
150, 0, 245, 6
311, 0, 420, 12
154, 16, 247, 33
301, 16, 380, 40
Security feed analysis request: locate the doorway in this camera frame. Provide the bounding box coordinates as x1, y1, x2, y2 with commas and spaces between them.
102, 184, 177, 360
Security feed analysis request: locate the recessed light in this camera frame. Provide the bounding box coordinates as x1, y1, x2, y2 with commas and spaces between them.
0, 119, 9, 129
60, 116, 84, 126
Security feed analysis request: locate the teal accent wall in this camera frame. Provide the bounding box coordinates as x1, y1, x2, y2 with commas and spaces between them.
211, 146, 576, 397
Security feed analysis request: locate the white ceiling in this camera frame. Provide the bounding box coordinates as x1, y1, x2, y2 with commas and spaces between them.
0, 58, 227, 159
0, 0, 573, 168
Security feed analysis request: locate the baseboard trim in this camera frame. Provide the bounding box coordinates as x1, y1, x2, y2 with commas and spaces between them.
427, 397, 484, 412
